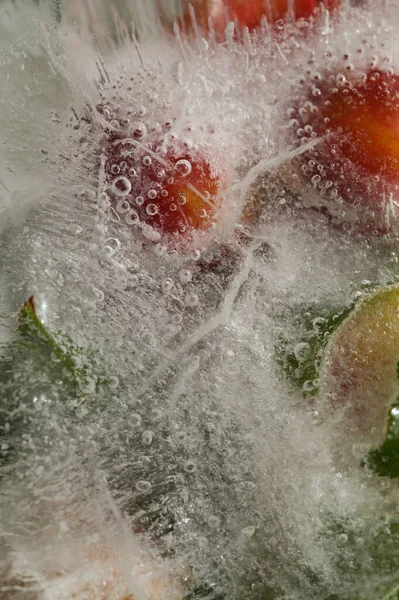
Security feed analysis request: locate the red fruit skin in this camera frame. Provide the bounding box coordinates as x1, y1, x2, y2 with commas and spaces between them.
103, 131, 229, 249
140, 151, 223, 237
180, 0, 339, 37
294, 69, 399, 233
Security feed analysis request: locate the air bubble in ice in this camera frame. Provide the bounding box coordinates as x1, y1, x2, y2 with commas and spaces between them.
141, 224, 161, 241
191, 249, 201, 261
129, 121, 147, 139
111, 176, 132, 197
135, 196, 144, 205
184, 460, 197, 473
141, 330, 157, 346
177, 194, 187, 205
78, 376, 96, 394
185, 293, 199, 307
128, 168, 137, 178
150, 408, 162, 421
162, 278, 174, 292
143, 156, 152, 166
148, 189, 158, 200
108, 376, 119, 389
126, 210, 140, 225
116, 199, 130, 214
174, 431, 186, 444
110, 164, 120, 175
98, 192, 110, 210
174, 159, 192, 177
109, 207, 121, 223
303, 380, 314, 393
141, 430, 154, 445
146, 204, 158, 216
179, 268, 193, 283
154, 243, 167, 257
294, 342, 309, 362
130, 413, 142, 427
242, 526, 255, 538
312, 317, 326, 330
136, 480, 152, 493
71, 355, 83, 369
208, 515, 221, 528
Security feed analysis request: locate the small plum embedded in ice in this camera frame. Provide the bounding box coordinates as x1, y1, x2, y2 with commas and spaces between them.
295, 68, 399, 231
180, 0, 340, 37
319, 285, 399, 446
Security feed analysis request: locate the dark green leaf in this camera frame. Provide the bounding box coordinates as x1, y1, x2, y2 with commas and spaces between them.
274, 302, 354, 396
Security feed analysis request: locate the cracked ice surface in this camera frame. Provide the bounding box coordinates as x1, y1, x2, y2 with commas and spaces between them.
1, 1, 399, 599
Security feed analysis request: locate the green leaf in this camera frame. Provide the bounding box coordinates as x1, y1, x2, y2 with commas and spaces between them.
182, 584, 225, 600
366, 363, 399, 479
4, 295, 111, 398
0, 296, 116, 470
314, 515, 399, 600
274, 302, 354, 396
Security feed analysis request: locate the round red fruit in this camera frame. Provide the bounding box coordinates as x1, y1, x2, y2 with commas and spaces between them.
104, 134, 229, 250
294, 68, 399, 232
180, 0, 339, 38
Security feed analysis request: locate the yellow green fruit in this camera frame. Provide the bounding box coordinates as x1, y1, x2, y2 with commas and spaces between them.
319, 284, 399, 446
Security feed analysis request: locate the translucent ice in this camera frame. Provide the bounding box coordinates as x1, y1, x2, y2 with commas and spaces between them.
1, 1, 399, 600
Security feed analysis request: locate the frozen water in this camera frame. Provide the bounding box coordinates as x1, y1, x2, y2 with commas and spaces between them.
1, 1, 399, 599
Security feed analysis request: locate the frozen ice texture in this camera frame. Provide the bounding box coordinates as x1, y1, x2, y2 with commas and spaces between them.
1, 1, 399, 599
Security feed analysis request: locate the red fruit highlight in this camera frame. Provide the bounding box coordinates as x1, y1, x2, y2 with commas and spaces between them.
294, 68, 399, 232
180, 0, 339, 37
